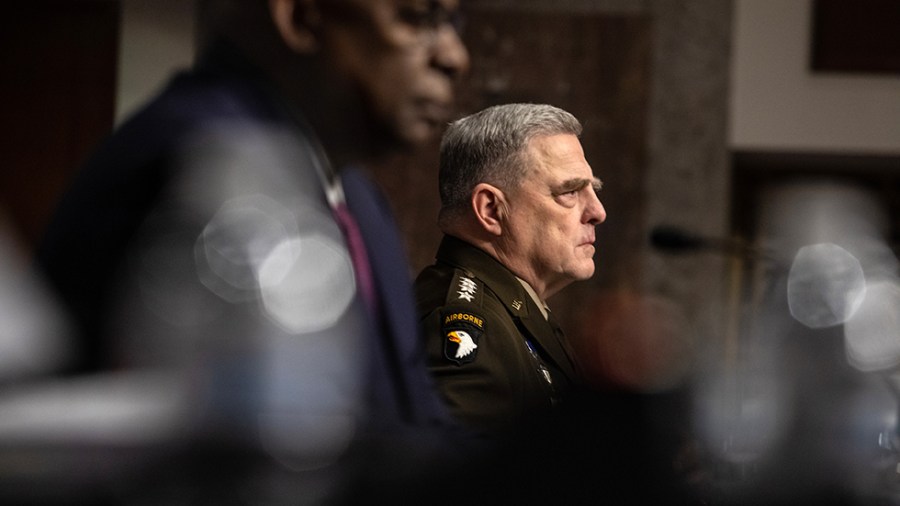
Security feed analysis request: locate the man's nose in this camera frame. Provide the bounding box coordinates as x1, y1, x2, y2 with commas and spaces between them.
433, 25, 470, 78
585, 192, 606, 225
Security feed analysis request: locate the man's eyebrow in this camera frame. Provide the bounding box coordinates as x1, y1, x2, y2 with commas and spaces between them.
552, 177, 603, 194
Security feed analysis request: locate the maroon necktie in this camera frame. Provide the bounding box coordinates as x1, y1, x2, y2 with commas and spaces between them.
332, 201, 378, 318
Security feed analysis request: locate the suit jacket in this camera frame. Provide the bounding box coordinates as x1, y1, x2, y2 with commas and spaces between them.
35, 42, 451, 442
415, 235, 582, 432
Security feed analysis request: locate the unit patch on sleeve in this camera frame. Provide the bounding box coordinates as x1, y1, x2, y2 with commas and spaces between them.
441, 309, 485, 365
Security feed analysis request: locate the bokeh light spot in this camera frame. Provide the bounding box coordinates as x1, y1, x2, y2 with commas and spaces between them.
787, 243, 866, 329
259, 234, 355, 334
845, 279, 900, 372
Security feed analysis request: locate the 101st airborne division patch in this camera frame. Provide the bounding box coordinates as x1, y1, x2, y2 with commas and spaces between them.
441, 310, 484, 365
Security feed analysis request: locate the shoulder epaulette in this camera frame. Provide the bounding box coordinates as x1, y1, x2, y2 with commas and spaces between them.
445, 269, 484, 308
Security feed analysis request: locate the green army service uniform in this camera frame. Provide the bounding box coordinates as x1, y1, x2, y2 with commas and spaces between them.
415, 235, 583, 432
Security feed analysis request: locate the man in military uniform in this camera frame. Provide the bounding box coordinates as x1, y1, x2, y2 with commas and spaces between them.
415, 103, 607, 433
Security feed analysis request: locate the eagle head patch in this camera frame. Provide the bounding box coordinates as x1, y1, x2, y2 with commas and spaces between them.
441, 310, 484, 365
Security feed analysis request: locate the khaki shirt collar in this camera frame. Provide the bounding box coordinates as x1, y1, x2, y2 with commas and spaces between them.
516, 277, 549, 320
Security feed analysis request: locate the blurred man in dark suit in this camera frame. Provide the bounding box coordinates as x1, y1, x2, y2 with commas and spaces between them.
26, 0, 469, 503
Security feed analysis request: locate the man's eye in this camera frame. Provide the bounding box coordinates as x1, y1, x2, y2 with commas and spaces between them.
398, 3, 464, 32
553, 190, 579, 205
398, 6, 433, 28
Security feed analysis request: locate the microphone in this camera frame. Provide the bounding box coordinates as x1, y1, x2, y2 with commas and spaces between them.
649, 225, 765, 259
649, 225, 709, 253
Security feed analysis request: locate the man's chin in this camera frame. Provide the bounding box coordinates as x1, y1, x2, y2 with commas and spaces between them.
403, 117, 444, 145
575, 263, 596, 280
376, 119, 441, 154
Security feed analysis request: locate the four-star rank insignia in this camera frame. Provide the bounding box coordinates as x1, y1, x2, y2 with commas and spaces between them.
441, 309, 485, 365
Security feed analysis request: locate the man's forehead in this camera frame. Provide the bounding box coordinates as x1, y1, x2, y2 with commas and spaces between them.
527, 133, 583, 156
527, 134, 589, 168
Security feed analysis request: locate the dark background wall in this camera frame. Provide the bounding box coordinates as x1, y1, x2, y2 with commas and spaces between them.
1, 1, 120, 251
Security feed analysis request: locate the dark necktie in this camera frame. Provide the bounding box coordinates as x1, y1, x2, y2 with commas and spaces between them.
331, 201, 378, 319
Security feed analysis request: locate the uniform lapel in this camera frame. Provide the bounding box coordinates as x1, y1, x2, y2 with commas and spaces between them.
515, 296, 580, 384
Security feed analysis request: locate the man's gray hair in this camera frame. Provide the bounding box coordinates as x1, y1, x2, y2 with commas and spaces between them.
438, 103, 582, 224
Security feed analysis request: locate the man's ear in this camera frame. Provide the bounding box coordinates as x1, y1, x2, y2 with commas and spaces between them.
269, 0, 320, 54
472, 183, 506, 237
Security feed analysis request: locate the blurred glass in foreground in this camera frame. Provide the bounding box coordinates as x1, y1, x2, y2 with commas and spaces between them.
695, 178, 900, 505
0, 215, 71, 381
0, 124, 370, 504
